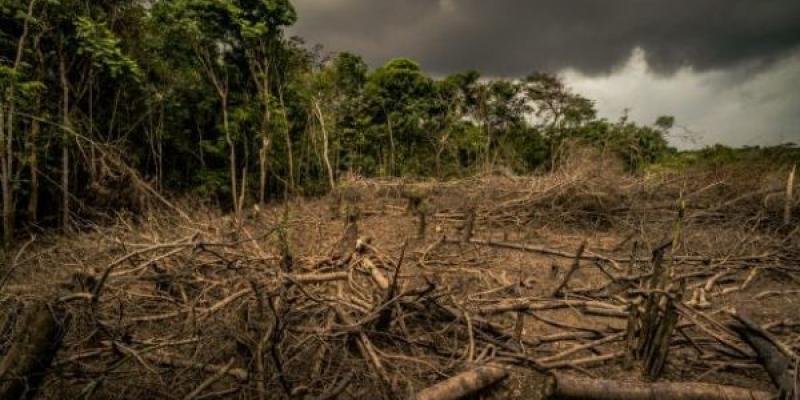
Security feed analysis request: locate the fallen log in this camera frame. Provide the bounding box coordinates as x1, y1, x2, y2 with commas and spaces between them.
542, 372, 773, 400
0, 301, 68, 400
727, 308, 796, 398
411, 365, 508, 400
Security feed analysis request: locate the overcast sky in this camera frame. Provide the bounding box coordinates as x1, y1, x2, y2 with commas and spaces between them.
288, 0, 800, 148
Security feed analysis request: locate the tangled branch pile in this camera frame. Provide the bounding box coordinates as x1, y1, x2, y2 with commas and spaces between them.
1, 161, 798, 399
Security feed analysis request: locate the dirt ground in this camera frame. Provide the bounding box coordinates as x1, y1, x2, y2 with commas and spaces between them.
1, 163, 798, 399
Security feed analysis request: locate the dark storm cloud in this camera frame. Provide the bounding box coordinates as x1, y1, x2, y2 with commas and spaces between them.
289, 0, 800, 76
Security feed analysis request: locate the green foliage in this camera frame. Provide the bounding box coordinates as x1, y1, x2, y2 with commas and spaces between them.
651, 144, 800, 174
0, 0, 750, 240
75, 17, 142, 79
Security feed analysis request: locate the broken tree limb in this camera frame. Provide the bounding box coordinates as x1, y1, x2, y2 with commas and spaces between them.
333, 306, 391, 388
543, 372, 773, 400
539, 351, 624, 369
0, 301, 68, 400
182, 358, 235, 400
289, 271, 349, 284
728, 309, 799, 362
550, 241, 587, 297
727, 308, 796, 398
140, 351, 249, 382
361, 257, 389, 290
464, 238, 618, 268
477, 299, 625, 316
461, 207, 475, 242
536, 331, 626, 365
411, 364, 508, 400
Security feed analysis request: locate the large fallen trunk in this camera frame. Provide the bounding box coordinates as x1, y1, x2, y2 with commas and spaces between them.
543, 373, 773, 400
411, 365, 508, 400
727, 308, 796, 398
0, 300, 68, 400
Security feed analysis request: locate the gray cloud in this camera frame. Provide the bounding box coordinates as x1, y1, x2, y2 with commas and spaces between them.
289, 0, 800, 76
288, 1, 800, 147
564, 48, 800, 148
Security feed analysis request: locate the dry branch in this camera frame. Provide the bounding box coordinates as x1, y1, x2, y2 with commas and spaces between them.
182, 358, 236, 400
550, 241, 587, 297
141, 352, 249, 382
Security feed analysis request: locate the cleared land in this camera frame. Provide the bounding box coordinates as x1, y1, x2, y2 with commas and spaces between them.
1, 159, 798, 399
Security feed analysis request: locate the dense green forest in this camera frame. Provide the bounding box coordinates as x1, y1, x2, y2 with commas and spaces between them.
2, 0, 790, 246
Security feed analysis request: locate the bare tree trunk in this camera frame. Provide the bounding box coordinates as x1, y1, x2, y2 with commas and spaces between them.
258, 134, 271, 205
4, 104, 14, 246
483, 127, 491, 171
220, 95, 238, 215
0, 101, 10, 245
237, 155, 248, 223
0, 0, 36, 244
154, 99, 164, 192
196, 46, 238, 212
277, 84, 294, 192
258, 81, 271, 206
435, 145, 442, 179
258, 85, 271, 205
434, 137, 448, 180
313, 100, 335, 190
384, 112, 396, 177
785, 165, 795, 225
59, 53, 71, 232
26, 97, 39, 224
26, 44, 45, 225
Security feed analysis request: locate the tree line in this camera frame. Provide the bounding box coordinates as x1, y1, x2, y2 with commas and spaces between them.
0, 0, 675, 246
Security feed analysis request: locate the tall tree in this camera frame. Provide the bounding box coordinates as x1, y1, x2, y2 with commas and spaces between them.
237, 0, 296, 204
365, 58, 435, 175
0, 0, 38, 243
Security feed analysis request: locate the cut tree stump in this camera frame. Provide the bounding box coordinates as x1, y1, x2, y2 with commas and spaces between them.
543, 372, 773, 400
0, 300, 68, 400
